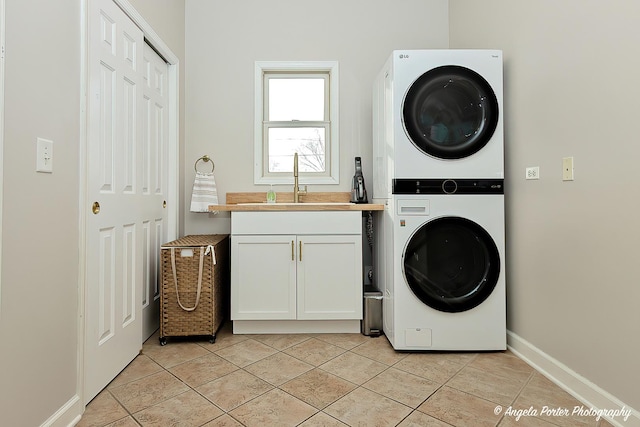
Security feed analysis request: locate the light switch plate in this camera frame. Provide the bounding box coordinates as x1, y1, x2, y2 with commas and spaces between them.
562, 157, 574, 181
36, 138, 53, 173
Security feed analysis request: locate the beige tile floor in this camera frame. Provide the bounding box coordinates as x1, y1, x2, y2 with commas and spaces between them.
79, 324, 615, 427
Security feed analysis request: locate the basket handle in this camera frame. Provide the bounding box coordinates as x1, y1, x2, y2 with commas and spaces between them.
170, 247, 205, 312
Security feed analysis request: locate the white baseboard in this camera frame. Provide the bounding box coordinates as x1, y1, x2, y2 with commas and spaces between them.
507, 330, 639, 427
39, 394, 83, 427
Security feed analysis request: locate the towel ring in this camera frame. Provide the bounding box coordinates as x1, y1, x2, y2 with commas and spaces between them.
194, 155, 215, 173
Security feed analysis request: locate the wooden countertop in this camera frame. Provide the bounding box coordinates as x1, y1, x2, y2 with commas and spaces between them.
209, 192, 384, 212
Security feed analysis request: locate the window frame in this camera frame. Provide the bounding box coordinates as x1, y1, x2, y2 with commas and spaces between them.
254, 61, 339, 185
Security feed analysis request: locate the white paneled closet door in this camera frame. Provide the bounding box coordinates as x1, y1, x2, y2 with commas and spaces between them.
85, 0, 168, 403
141, 43, 169, 341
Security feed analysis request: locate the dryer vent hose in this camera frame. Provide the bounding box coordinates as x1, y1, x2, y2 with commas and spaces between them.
366, 211, 374, 248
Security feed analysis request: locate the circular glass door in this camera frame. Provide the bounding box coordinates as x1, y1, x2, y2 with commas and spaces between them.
403, 65, 499, 159
403, 216, 500, 313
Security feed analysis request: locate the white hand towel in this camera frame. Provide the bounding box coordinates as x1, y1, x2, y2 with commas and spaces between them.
190, 171, 219, 213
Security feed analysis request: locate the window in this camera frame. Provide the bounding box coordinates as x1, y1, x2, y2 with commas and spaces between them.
255, 61, 339, 184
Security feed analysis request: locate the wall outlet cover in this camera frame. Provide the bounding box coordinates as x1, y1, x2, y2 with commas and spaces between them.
526, 166, 540, 180
562, 157, 574, 181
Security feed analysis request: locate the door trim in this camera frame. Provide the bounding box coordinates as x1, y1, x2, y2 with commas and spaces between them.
0, 0, 5, 316
78, 0, 180, 405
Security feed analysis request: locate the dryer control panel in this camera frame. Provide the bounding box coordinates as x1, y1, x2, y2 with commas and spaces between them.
392, 178, 504, 195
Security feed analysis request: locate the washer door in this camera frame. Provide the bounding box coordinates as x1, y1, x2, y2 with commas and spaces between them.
403, 216, 500, 313
403, 65, 499, 159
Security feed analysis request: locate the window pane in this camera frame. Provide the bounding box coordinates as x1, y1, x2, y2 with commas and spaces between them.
268, 127, 326, 173
268, 78, 325, 121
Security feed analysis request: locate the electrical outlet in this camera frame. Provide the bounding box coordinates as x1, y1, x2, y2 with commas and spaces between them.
562, 157, 574, 181
525, 166, 540, 180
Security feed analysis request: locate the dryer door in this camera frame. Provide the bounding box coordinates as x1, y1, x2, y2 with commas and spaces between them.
403, 216, 500, 313
403, 65, 499, 159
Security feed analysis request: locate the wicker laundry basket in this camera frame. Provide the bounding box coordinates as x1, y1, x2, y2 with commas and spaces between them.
159, 234, 229, 345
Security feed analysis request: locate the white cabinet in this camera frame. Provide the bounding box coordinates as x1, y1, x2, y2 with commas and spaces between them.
296, 234, 362, 320
230, 211, 363, 333
231, 235, 297, 320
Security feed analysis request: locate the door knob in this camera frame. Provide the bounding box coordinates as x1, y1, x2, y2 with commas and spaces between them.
92, 201, 100, 214
163, 200, 167, 208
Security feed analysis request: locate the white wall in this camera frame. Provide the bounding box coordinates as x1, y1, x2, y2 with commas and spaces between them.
449, 0, 640, 412
0, 1, 81, 425
184, 0, 450, 235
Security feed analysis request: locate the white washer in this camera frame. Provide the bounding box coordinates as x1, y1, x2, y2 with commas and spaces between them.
376, 179, 506, 351
373, 50, 504, 200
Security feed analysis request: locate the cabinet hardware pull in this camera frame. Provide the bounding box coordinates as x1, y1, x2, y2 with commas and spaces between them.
291, 240, 294, 261
299, 241, 302, 261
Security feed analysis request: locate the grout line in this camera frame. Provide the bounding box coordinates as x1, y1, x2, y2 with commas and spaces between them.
105, 388, 142, 427
87, 330, 586, 427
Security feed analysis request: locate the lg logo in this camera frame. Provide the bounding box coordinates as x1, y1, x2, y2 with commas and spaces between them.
399, 54, 410, 59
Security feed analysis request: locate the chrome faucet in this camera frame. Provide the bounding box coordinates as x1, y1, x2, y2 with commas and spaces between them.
293, 152, 307, 203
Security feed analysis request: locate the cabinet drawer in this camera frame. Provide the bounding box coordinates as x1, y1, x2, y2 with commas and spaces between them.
231, 211, 361, 235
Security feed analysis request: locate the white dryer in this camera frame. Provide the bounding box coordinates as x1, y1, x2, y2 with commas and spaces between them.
378, 179, 506, 351
373, 50, 504, 199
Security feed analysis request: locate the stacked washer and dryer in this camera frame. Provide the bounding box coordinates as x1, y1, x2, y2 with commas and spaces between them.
372, 50, 506, 351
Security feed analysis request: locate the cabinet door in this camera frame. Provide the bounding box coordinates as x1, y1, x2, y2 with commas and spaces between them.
231, 235, 296, 320
297, 235, 363, 320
